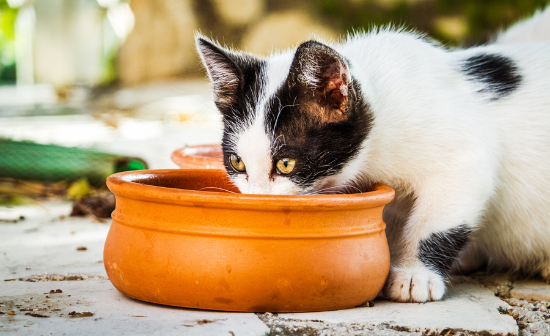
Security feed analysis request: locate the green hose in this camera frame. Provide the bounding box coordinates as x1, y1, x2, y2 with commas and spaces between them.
0, 139, 147, 186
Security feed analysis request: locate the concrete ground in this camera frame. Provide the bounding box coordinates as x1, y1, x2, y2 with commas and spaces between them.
2, 202, 550, 335
1, 81, 549, 335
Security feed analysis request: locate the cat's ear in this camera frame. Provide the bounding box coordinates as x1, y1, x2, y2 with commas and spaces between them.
290, 40, 352, 123
195, 35, 242, 110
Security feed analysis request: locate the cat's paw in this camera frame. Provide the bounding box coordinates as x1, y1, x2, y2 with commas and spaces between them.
384, 266, 446, 302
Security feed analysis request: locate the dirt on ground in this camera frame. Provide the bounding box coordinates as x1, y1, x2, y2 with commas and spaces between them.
502, 298, 550, 336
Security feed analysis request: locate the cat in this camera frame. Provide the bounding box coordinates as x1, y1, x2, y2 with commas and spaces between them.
195, 6, 550, 302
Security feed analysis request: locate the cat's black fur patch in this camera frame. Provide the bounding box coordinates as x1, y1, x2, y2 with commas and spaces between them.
199, 38, 372, 187
462, 53, 522, 100
219, 56, 266, 177
196, 38, 267, 177
418, 224, 471, 276
265, 41, 372, 189
196, 37, 265, 125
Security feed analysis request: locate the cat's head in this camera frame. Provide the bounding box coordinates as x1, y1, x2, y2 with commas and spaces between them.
196, 35, 371, 195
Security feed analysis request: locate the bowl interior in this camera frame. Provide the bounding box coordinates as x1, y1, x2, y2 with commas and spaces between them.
118, 169, 380, 196
121, 169, 240, 193
109, 169, 395, 212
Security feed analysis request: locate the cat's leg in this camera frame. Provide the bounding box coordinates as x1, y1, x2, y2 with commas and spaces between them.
384, 225, 471, 302
384, 178, 491, 302
541, 263, 550, 283
450, 244, 486, 275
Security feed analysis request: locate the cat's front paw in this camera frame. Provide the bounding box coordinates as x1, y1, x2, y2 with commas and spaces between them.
384, 266, 446, 302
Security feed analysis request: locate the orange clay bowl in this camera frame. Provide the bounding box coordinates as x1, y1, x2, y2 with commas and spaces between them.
104, 169, 394, 312
171, 144, 224, 169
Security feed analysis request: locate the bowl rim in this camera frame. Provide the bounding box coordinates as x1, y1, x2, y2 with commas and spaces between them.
107, 169, 395, 211
171, 144, 223, 161
174, 143, 222, 157
171, 144, 224, 169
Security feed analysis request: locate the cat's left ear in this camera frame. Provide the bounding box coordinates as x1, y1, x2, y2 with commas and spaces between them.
289, 40, 352, 123
195, 35, 244, 111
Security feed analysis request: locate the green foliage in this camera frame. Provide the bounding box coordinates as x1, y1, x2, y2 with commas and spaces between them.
67, 178, 93, 200
311, 0, 550, 46
0, 0, 17, 83
449, 0, 549, 43
0, 193, 34, 206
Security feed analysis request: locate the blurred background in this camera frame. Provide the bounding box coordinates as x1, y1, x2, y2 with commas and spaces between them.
0, 0, 549, 214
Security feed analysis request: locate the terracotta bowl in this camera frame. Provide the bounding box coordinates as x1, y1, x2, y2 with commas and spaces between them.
171, 144, 224, 169
104, 169, 394, 312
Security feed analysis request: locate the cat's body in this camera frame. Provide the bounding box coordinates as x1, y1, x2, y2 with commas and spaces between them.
196, 7, 550, 302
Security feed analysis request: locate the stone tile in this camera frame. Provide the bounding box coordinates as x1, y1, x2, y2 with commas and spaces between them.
1, 201, 110, 280
1, 202, 270, 335
0, 190, 524, 335
280, 282, 518, 335
0, 281, 269, 336
474, 273, 514, 297
504, 297, 550, 335
510, 280, 550, 301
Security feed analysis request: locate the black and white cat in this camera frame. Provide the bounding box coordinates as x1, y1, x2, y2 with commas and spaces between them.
196, 7, 550, 302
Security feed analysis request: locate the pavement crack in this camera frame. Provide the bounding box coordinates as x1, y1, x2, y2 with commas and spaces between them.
4, 273, 107, 282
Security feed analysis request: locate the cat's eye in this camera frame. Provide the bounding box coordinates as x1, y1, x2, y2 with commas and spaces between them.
229, 154, 246, 172
276, 158, 296, 175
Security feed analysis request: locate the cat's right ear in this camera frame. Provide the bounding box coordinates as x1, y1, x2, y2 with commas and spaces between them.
195, 35, 241, 110
288, 40, 352, 124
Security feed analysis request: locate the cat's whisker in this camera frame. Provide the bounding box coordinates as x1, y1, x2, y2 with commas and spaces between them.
272, 134, 285, 148
304, 190, 347, 196
190, 96, 218, 113
166, 88, 221, 125
271, 97, 297, 143
271, 96, 284, 140
199, 187, 237, 193
322, 184, 365, 194
303, 184, 363, 196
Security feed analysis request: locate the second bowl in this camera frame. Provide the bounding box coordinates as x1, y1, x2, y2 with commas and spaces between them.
171, 144, 223, 169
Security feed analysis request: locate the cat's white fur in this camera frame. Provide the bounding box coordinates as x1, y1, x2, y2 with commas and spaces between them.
206, 7, 550, 302
340, 34, 550, 301
495, 6, 550, 44
231, 55, 299, 194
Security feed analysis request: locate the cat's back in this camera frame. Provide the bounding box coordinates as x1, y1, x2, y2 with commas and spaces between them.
339, 31, 550, 133
337, 29, 448, 83
451, 41, 550, 269
453, 42, 550, 139
452, 41, 550, 106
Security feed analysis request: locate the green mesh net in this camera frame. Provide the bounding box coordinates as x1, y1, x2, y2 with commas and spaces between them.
0, 139, 147, 186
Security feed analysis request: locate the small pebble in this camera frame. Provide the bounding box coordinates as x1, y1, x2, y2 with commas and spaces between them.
68, 311, 94, 318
